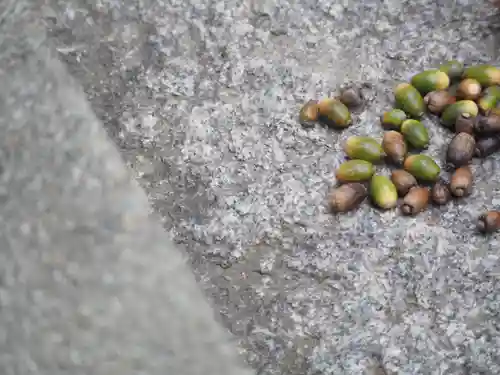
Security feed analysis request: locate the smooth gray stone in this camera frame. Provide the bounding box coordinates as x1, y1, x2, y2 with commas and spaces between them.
0, 4, 253, 375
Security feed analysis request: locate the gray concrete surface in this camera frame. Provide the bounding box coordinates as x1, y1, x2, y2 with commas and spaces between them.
0, 3, 254, 375
17, 0, 500, 374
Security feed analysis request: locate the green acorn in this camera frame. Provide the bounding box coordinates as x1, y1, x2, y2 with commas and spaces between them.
343, 136, 383, 163
404, 154, 440, 182
369, 175, 398, 210
411, 69, 450, 95
394, 83, 425, 118
400, 119, 429, 149
335, 160, 375, 183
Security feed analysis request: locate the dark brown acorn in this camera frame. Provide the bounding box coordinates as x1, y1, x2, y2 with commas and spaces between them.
474, 135, 500, 158
431, 180, 451, 205
391, 169, 417, 197
454, 113, 476, 135
477, 211, 500, 233
329, 183, 368, 213
449, 166, 473, 198
339, 87, 363, 109
474, 113, 500, 134
446, 132, 475, 168
401, 187, 430, 216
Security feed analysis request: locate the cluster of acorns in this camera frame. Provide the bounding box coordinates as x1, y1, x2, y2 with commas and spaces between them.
299, 62, 500, 234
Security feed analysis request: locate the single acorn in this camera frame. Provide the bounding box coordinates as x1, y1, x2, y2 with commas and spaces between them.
380, 109, 407, 130
446, 132, 475, 168
335, 159, 375, 183
400, 119, 429, 149
339, 87, 363, 109
462, 64, 500, 87
317, 98, 352, 128
477, 211, 500, 233
401, 187, 430, 216
449, 166, 473, 197
299, 100, 319, 127
474, 135, 500, 158
394, 83, 425, 118
423, 90, 456, 115
382, 131, 407, 165
454, 113, 476, 134
329, 183, 367, 213
456, 78, 482, 101
411, 69, 450, 95
474, 113, 500, 134
404, 154, 441, 182
391, 169, 417, 196
441, 100, 479, 128
477, 86, 500, 114
439, 60, 464, 81
369, 175, 398, 210
343, 136, 384, 163
431, 180, 451, 205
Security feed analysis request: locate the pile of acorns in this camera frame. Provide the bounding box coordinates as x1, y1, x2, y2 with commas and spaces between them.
299, 61, 500, 234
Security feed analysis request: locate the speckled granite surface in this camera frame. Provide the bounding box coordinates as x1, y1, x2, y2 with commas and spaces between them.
36, 0, 500, 373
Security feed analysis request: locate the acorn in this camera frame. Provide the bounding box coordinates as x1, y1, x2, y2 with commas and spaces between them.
431, 180, 451, 205
401, 187, 430, 216
477, 86, 500, 114
449, 166, 473, 197
477, 211, 500, 233
299, 100, 319, 127
454, 113, 476, 134
474, 113, 500, 135
400, 119, 429, 149
446, 132, 475, 168
380, 109, 407, 130
343, 136, 384, 163
382, 131, 407, 165
456, 78, 482, 101
391, 169, 417, 196
317, 98, 352, 128
335, 159, 375, 183
439, 60, 464, 81
339, 87, 363, 109
369, 175, 398, 209
404, 154, 441, 182
474, 135, 500, 158
411, 69, 450, 95
329, 183, 367, 213
462, 64, 500, 87
441, 100, 479, 128
394, 83, 425, 118
423, 90, 456, 115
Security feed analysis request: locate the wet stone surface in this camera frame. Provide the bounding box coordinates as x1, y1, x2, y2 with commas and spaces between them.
43, 0, 500, 373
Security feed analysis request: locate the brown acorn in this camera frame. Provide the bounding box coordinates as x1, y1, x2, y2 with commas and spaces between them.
446, 132, 475, 168
454, 113, 476, 134
477, 211, 500, 233
401, 187, 430, 216
449, 166, 473, 197
474, 135, 500, 158
382, 131, 407, 165
339, 87, 363, 109
299, 100, 319, 127
431, 180, 451, 205
391, 169, 417, 197
423, 90, 456, 114
329, 183, 368, 213
456, 78, 482, 101
475, 113, 500, 134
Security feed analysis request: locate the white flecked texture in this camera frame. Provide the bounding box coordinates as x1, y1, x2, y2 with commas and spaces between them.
44, 0, 500, 374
